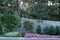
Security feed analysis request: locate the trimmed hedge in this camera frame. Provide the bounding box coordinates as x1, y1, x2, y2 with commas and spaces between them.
43, 26, 60, 35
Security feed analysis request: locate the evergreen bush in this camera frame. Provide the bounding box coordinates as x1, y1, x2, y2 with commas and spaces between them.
36, 25, 41, 34
23, 21, 33, 33
43, 26, 49, 34
56, 26, 60, 35
48, 26, 57, 35
43, 26, 57, 35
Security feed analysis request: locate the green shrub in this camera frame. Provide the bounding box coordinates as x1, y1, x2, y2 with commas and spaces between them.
36, 25, 41, 34
43, 26, 49, 34
48, 26, 57, 35
0, 32, 6, 36
56, 26, 60, 35
3, 32, 19, 37
23, 21, 33, 33
3, 32, 25, 37
1, 13, 20, 32
43, 26, 57, 35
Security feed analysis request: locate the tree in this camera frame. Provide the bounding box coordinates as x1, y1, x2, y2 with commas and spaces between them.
0, 0, 18, 14
1, 13, 20, 32
20, 0, 59, 21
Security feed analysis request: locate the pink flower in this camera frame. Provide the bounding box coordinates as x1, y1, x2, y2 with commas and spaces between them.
25, 33, 60, 38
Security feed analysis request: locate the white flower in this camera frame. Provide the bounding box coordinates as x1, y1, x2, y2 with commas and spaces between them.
8, 4, 11, 6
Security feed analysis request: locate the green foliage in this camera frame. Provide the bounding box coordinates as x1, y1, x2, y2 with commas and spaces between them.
0, 0, 18, 14
0, 0, 5, 6
56, 26, 60, 35
0, 15, 6, 35
1, 13, 20, 32
3, 32, 25, 37
44, 26, 60, 35
20, 0, 59, 21
3, 32, 19, 37
0, 15, 2, 34
48, 26, 57, 35
44, 26, 57, 35
20, 10, 28, 18
43, 26, 49, 34
23, 21, 33, 33
36, 25, 41, 34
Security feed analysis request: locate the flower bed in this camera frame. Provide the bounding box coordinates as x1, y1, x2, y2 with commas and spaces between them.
25, 33, 60, 38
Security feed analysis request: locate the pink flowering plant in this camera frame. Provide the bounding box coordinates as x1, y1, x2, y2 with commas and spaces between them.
25, 33, 60, 38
